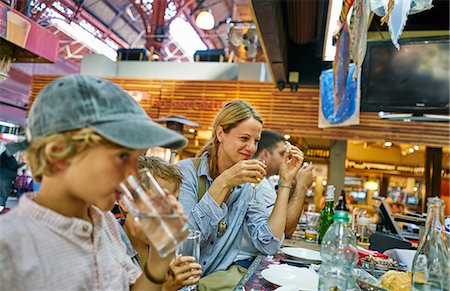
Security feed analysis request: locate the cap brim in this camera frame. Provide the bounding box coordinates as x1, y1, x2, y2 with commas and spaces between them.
5, 140, 29, 155
91, 118, 188, 150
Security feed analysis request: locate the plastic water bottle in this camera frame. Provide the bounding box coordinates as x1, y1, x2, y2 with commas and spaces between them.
318, 210, 358, 291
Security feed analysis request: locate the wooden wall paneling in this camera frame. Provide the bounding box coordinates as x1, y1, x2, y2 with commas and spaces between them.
29, 76, 450, 148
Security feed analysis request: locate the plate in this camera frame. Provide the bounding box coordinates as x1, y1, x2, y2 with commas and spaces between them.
281, 247, 322, 262
261, 265, 318, 290
275, 285, 303, 291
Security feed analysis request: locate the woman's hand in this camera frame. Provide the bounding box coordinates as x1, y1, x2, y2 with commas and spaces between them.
218, 159, 267, 188
162, 256, 202, 291
208, 159, 266, 205
278, 146, 304, 186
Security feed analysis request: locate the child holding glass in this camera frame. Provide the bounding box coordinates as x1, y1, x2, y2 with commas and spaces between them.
117, 156, 202, 291
0, 75, 187, 290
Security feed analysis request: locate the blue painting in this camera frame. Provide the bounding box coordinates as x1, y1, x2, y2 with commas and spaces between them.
319, 63, 360, 128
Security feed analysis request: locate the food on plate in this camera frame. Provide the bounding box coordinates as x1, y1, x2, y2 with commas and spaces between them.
380, 270, 411, 291
361, 254, 397, 270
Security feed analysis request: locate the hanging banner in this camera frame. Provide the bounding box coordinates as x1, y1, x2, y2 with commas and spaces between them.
319, 63, 360, 128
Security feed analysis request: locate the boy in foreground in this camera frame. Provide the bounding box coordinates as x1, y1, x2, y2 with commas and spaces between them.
0, 75, 187, 290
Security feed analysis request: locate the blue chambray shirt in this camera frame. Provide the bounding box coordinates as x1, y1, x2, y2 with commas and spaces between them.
178, 154, 281, 276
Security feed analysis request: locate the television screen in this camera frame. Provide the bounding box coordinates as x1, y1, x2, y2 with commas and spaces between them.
361, 37, 450, 114
407, 197, 419, 205
350, 191, 367, 200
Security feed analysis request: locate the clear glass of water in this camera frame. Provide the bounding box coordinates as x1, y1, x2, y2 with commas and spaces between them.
176, 230, 201, 291
119, 169, 189, 257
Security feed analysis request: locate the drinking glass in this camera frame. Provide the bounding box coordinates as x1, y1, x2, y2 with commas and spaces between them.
305, 212, 320, 243
176, 230, 201, 291
248, 159, 265, 205
119, 169, 189, 257
248, 179, 261, 205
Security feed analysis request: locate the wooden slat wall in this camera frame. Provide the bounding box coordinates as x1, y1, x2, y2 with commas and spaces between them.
30, 76, 450, 148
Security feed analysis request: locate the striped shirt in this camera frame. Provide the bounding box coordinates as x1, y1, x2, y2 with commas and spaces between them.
0, 194, 141, 291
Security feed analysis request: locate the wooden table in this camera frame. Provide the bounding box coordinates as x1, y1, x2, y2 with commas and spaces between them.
233, 238, 321, 290
282, 238, 321, 251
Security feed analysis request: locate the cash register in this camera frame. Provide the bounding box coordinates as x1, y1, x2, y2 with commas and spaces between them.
370, 197, 422, 253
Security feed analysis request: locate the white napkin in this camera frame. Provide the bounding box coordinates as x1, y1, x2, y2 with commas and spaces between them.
384, 248, 416, 271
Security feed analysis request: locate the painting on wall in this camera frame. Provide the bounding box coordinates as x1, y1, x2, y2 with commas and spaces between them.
319, 63, 360, 128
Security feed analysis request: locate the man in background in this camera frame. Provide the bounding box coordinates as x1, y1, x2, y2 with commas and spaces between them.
0, 150, 24, 213
235, 130, 314, 268
15, 168, 31, 199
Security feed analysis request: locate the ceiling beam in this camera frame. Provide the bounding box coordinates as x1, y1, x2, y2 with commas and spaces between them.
250, 0, 288, 84
97, 0, 143, 35
56, 0, 130, 48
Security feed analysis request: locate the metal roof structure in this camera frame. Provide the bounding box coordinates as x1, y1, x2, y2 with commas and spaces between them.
27, 0, 257, 63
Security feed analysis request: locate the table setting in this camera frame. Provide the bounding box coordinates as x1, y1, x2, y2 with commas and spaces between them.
234, 246, 322, 291
234, 240, 406, 291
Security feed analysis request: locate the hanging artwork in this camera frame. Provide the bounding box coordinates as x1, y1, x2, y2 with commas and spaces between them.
319, 63, 360, 128
349, 0, 371, 79
332, 0, 355, 114
370, 0, 434, 49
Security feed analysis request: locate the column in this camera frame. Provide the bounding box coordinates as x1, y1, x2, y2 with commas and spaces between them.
380, 175, 389, 197
328, 140, 347, 201
424, 147, 442, 207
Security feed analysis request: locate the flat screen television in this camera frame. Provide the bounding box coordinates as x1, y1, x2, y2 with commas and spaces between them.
350, 191, 367, 201
361, 37, 450, 115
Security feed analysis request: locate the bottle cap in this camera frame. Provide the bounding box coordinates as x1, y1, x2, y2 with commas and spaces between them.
334, 210, 350, 222
427, 196, 444, 207
325, 185, 335, 201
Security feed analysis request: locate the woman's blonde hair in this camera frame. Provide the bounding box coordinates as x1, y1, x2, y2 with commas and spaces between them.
25, 128, 113, 182
197, 100, 263, 179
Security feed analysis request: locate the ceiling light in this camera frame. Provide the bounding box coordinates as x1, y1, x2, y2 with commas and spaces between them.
195, 8, 215, 30
413, 186, 418, 192
413, 145, 419, 151
284, 134, 291, 140
322, 180, 327, 186
364, 181, 378, 191
384, 141, 393, 147
409, 148, 415, 153
188, 128, 196, 133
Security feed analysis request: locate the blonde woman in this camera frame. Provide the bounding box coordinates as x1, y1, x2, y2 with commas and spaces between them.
177, 100, 303, 288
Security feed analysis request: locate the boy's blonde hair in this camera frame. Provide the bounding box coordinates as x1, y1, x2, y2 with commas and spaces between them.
25, 128, 113, 182
138, 156, 183, 192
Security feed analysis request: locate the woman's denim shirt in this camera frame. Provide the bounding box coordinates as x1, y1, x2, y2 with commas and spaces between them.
177, 154, 281, 276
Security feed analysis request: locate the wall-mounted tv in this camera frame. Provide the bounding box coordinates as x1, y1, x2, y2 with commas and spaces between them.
361, 37, 449, 115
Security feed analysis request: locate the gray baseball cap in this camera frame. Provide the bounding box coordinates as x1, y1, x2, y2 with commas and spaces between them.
5, 74, 187, 154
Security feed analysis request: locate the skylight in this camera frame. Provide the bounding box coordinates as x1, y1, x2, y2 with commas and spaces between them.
169, 17, 207, 61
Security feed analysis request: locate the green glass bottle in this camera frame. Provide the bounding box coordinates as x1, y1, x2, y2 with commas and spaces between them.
318, 185, 335, 244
